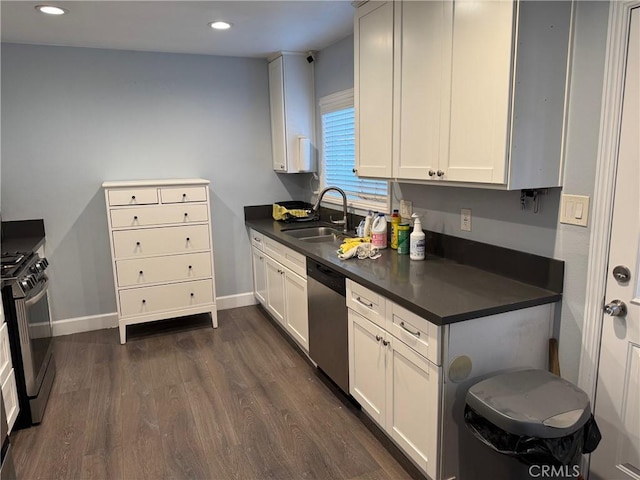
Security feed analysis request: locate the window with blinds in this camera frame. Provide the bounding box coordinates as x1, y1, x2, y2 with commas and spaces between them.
319, 89, 389, 212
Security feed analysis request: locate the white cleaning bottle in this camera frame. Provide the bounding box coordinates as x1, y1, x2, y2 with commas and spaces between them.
372, 213, 388, 249
410, 213, 425, 260
363, 211, 374, 238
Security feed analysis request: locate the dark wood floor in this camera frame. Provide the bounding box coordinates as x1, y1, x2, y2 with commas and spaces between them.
11, 306, 414, 480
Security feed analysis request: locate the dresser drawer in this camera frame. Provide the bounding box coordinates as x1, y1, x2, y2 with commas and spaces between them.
160, 186, 207, 204
112, 224, 210, 258
110, 204, 209, 228
264, 236, 306, 277
108, 188, 158, 206
250, 229, 264, 251
388, 301, 441, 366
116, 252, 212, 287
119, 279, 214, 317
0, 323, 11, 384
346, 279, 386, 328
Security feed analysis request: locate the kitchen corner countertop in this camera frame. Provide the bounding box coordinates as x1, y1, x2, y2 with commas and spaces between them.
245, 217, 563, 327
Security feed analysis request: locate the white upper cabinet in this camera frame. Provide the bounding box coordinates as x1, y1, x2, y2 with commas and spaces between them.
395, 0, 452, 181
268, 53, 315, 173
354, 1, 394, 178
355, 0, 573, 190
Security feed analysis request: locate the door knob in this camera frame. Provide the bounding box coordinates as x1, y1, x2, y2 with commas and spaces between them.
604, 299, 627, 317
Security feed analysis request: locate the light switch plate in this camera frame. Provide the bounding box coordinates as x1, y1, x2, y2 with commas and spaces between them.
560, 194, 590, 227
400, 200, 413, 219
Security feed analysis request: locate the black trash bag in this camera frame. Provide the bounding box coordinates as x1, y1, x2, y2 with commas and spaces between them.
464, 405, 601, 466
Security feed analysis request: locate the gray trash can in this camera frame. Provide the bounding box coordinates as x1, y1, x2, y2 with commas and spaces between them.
464, 369, 601, 478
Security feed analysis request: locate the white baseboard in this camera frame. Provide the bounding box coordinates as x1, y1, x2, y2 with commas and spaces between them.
52, 293, 257, 336
52, 312, 118, 337
216, 292, 258, 310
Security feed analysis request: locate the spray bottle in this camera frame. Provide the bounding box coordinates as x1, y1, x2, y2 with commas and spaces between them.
410, 213, 425, 260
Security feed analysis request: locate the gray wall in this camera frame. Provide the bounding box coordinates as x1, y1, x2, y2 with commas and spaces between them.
313, 5, 610, 383
1, 43, 309, 322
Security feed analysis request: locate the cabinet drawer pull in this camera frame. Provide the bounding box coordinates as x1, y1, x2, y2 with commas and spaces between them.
253, 237, 262, 243
437, 170, 445, 177
136, 241, 141, 246
184, 213, 188, 217
133, 216, 138, 220
186, 237, 190, 242
355, 296, 373, 308
139, 270, 143, 275
375, 335, 382, 342
382, 340, 389, 346
190, 293, 194, 297
188, 265, 193, 269
142, 299, 146, 304
182, 193, 187, 198
400, 321, 421, 337
428, 170, 436, 177
131, 195, 136, 200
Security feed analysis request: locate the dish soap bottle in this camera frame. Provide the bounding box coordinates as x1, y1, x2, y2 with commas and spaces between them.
410, 213, 425, 260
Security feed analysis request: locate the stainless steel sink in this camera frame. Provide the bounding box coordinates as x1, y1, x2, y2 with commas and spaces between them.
282, 226, 350, 243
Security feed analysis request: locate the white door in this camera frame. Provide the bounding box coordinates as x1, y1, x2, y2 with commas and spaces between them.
591, 7, 640, 479
251, 247, 267, 306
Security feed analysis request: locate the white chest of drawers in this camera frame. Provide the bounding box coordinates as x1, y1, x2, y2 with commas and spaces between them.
103, 179, 218, 343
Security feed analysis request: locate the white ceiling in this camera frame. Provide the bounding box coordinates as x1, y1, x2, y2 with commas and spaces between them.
0, 1, 355, 58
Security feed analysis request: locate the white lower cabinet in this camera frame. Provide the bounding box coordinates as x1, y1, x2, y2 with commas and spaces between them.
250, 229, 309, 352
251, 246, 267, 307
283, 270, 309, 350
348, 307, 440, 479
265, 255, 286, 327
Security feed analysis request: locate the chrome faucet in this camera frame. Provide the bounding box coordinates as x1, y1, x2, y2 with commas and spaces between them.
313, 187, 348, 233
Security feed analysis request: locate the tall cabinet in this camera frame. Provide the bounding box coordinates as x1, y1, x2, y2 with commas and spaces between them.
103, 179, 218, 344
355, 0, 573, 189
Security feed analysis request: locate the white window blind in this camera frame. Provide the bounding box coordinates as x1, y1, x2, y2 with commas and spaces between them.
319, 90, 389, 212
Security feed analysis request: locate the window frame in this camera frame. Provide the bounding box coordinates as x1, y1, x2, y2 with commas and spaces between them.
318, 89, 390, 213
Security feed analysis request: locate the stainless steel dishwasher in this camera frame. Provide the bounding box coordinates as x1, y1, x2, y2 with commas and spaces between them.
307, 258, 349, 394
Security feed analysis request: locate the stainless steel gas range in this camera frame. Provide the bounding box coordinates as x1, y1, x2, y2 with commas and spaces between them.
1, 250, 56, 429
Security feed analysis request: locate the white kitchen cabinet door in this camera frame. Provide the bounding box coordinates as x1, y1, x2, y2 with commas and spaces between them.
283, 269, 309, 352
446, 0, 515, 184
265, 256, 286, 326
348, 309, 387, 427
251, 246, 267, 307
386, 336, 441, 480
354, 1, 394, 179
395, 0, 452, 181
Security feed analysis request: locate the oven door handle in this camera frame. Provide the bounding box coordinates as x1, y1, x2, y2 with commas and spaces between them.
25, 280, 49, 307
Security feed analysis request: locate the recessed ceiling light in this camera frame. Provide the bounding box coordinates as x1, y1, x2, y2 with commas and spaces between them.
208, 21, 232, 30
35, 5, 68, 15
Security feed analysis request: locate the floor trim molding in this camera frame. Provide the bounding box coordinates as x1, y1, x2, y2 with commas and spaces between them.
52, 292, 258, 336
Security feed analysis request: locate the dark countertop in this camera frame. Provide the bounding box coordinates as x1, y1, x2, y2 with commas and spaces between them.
246, 217, 563, 327
1, 219, 46, 255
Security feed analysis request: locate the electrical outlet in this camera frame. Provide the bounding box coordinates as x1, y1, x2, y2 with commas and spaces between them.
400, 200, 413, 219
461, 208, 472, 231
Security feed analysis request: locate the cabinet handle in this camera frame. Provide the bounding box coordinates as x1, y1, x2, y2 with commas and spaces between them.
131, 195, 136, 200
437, 170, 445, 177
399, 321, 421, 338
133, 215, 138, 220
139, 270, 143, 275
186, 237, 190, 242
142, 299, 146, 304
190, 293, 194, 297
182, 193, 187, 198
428, 170, 436, 177
382, 340, 389, 346
136, 241, 141, 246
355, 296, 373, 308
352, 168, 357, 173
188, 265, 193, 269
375, 335, 382, 342
253, 237, 261, 242
184, 213, 188, 217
